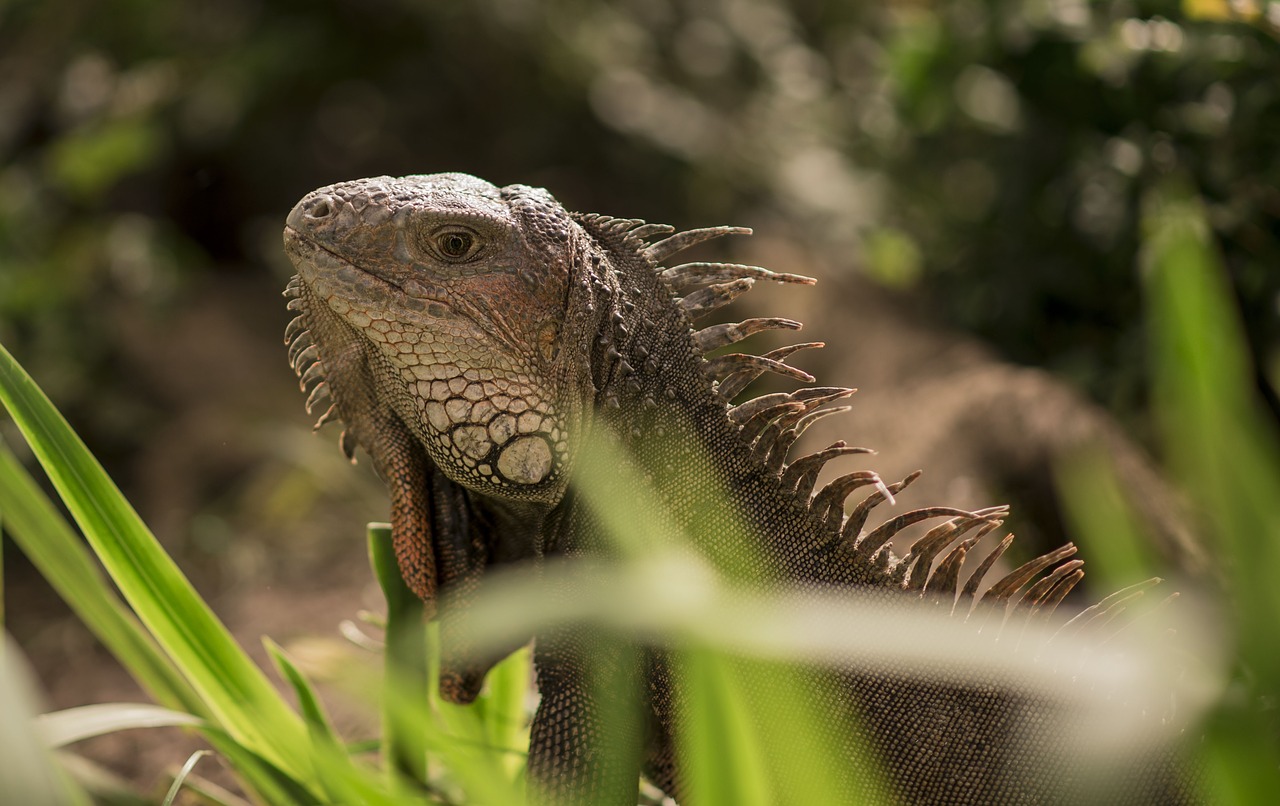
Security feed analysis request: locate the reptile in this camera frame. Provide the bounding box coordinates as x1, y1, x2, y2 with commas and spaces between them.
281, 173, 1197, 804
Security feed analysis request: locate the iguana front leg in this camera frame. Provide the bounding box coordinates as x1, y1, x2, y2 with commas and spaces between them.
527, 629, 645, 805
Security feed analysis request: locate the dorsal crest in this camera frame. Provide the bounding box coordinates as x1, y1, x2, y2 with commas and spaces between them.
574, 214, 1160, 635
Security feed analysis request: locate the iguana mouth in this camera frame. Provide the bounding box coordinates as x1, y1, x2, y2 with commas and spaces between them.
283, 226, 408, 295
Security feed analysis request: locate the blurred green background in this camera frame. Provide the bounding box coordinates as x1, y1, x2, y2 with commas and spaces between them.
4, 0, 1276, 422
1, 0, 1277, 789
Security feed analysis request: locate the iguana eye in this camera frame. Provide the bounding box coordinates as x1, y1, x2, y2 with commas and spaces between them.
432, 228, 479, 261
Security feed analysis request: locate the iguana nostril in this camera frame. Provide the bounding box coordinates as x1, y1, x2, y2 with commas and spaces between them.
310, 198, 333, 218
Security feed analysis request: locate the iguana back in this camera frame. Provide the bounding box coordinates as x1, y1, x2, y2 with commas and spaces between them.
282, 173, 1199, 804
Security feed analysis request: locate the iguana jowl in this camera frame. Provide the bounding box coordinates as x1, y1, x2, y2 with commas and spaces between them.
282, 173, 1194, 803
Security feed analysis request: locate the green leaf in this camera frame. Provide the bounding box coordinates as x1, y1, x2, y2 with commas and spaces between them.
368, 524, 430, 787
0, 440, 203, 715
1142, 181, 1280, 802
0, 340, 319, 793
266, 639, 404, 806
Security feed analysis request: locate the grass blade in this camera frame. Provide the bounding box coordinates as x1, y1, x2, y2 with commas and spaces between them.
369, 524, 528, 803
0, 341, 317, 791
37, 703, 203, 748
161, 750, 211, 806
1142, 181, 1280, 801
1, 637, 93, 805
2, 442, 323, 804
266, 639, 407, 805
678, 648, 771, 806
368, 524, 430, 787
472, 643, 531, 780
0, 439, 204, 715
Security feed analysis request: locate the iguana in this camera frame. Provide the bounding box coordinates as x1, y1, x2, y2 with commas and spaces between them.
282, 173, 1197, 804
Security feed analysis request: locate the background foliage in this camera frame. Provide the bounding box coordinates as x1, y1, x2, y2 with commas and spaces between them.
3, 0, 1276, 429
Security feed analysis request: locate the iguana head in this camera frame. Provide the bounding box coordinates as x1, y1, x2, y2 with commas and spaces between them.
284, 173, 588, 504
284, 173, 617, 701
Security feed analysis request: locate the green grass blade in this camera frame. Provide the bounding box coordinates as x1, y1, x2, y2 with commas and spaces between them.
198, 726, 326, 806
0, 439, 204, 715
368, 524, 430, 787
266, 639, 408, 805
1, 440, 323, 803
678, 648, 772, 806
677, 649, 875, 806
0, 341, 317, 791
1142, 181, 1280, 801
369, 525, 528, 803
264, 639, 341, 745
472, 644, 531, 780
1055, 445, 1161, 590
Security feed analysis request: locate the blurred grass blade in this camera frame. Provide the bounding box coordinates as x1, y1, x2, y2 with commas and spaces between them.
0, 341, 317, 791
472, 643, 531, 779
679, 649, 771, 806
678, 650, 880, 806
1143, 184, 1280, 665
1142, 181, 1280, 801
1, 636, 93, 805
369, 525, 528, 803
369, 524, 429, 787
1055, 444, 1161, 591
573, 431, 881, 805
37, 703, 203, 748
161, 750, 211, 806
266, 639, 404, 805
372, 636, 528, 804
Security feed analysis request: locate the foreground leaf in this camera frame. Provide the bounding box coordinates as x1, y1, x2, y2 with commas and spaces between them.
0, 341, 318, 793
36, 703, 203, 748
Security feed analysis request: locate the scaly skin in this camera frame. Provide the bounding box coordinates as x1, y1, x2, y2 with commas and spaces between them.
283, 174, 1195, 804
